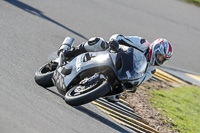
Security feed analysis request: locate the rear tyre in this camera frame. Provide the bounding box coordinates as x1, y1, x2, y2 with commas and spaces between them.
65, 74, 110, 106
34, 63, 55, 87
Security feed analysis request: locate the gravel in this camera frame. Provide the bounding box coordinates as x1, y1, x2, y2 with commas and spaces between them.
125, 80, 182, 133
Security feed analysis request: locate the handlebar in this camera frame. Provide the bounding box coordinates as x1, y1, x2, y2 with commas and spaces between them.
58, 51, 63, 67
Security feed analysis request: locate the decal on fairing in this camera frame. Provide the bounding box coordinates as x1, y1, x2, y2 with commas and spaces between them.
76, 56, 82, 72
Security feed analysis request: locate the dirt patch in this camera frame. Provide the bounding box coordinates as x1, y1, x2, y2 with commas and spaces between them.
125, 80, 183, 133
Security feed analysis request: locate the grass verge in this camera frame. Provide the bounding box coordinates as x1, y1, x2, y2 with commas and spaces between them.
183, 0, 200, 6
150, 85, 200, 132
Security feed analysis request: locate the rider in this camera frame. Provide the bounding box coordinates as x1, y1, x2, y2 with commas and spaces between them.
57, 34, 173, 101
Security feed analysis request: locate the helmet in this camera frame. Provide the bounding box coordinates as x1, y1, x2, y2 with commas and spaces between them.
84, 37, 108, 51
149, 38, 173, 66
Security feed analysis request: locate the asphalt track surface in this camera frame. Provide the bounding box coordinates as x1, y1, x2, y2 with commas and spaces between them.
0, 0, 200, 133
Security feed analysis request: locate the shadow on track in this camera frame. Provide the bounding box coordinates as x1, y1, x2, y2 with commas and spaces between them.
4, 0, 88, 40
75, 106, 130, 133
43, 87, 130, 133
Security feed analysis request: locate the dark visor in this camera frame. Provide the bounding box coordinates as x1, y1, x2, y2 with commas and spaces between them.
155, 51, 166, 65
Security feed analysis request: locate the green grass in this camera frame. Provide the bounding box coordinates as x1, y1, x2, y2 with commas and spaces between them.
183, 0, 200, 6
151, 86, 200, 133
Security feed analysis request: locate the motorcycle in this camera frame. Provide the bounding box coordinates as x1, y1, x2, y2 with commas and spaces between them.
34, 37, 147, 106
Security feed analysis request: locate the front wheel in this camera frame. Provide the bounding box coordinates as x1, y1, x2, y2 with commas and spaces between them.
34, 62, 57, 87
65, 74, 110, 106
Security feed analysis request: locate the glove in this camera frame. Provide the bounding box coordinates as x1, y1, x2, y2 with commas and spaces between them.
109, 40, 119, 51
151, 69, 156, 74
63, 48, 74, 59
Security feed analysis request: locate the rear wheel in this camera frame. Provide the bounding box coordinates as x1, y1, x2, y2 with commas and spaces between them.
34, 62, 57, 87
65, 74, 110, 106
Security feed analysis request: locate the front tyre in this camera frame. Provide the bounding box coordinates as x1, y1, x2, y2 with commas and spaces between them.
34, 62, 56, 87
65, 74, 110, 106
